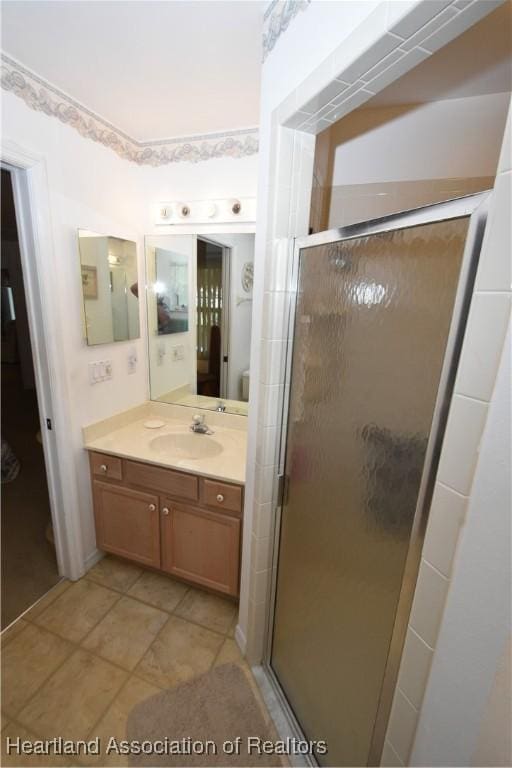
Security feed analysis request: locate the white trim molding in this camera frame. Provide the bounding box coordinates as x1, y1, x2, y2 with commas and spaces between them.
0, 52, 259, 166
262, 0, 311, 61
1, 141, 85, 582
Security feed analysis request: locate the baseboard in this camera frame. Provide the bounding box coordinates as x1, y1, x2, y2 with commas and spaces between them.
84, 548, 104, 572
234, 623, 247, 655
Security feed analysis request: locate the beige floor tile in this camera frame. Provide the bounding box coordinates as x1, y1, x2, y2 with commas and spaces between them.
127, 570, 188, 613
136, 615, 223, 688
174, 588, 237, 634
0, 619, 28, 648
82, 596, 168, 671
33, 579, 120, 642
86, 556, 142, 593
23, 581, 71, 621
17, 649, 127, 742
214, 637, 246, 668
1, 623, 73, 717
83, 676, 161, 766
1, 721, 70, 766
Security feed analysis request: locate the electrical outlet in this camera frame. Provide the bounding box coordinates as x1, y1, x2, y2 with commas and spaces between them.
89, 360, 112, 384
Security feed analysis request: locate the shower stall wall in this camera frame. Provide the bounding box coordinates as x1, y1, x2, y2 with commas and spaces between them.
267, 193, 490, 767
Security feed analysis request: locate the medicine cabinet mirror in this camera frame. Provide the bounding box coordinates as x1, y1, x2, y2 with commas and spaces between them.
145, 233, 254, 416
78, 230, 140, 345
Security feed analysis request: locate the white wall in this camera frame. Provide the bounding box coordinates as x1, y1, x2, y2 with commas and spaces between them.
330, 92, 510, 185
1, 89, 258, 569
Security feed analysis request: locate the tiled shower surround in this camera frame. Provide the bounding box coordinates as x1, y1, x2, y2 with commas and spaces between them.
241, 2, 511, 764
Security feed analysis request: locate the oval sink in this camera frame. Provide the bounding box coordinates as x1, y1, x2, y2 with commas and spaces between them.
149, 432, 223, 460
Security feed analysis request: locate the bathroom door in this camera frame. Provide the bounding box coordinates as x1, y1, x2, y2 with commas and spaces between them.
268, 194, 489, 767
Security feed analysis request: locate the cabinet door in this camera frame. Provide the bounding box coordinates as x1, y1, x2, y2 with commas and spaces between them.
161, 502, 240, 596
93, 481, 161, 568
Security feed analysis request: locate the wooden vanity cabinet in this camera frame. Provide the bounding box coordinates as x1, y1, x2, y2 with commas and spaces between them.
89, 451, 243, 597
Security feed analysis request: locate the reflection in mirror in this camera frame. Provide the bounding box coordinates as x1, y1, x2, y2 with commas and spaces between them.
155, 249, 189, 334
78, 230, 140, 345
145, 234, 254, 416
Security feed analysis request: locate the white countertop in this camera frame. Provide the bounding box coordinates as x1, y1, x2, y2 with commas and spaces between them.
83, 402, 247, 485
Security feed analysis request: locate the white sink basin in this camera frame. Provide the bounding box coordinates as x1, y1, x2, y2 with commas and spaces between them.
149, 432, 223, 460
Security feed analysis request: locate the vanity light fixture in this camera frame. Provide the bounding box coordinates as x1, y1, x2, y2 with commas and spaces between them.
155, 197, 256, 225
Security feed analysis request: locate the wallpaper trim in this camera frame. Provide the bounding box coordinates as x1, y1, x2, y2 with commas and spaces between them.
1, 53, 259, 166
262, 0, 311, 61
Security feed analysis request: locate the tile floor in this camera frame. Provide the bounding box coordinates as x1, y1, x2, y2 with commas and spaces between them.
1, 556, 270, 767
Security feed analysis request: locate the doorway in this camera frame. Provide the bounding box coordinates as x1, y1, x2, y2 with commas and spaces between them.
1, 168, 60, 628
196, 237, 230, 401
266, 194, 489, 766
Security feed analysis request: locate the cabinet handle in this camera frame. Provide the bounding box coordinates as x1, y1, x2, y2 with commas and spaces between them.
162, 507, 170, 516
148, 503, 156, 512
216, 494, 225, 503
100, 464, 108, 473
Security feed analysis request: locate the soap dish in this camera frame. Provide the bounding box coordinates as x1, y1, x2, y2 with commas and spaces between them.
144, 420, 165, 429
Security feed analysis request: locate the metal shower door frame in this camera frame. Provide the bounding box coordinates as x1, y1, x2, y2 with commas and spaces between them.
263, 191, 491, 766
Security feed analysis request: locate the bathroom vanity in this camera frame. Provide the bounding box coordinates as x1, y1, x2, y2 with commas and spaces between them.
83, 404, 246, 597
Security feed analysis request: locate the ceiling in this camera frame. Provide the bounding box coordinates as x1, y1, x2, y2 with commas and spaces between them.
367, 0, 512, 107
1, 0, 264, 141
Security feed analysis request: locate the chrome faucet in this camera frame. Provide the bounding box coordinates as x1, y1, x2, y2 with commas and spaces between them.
190, 414, 213, 434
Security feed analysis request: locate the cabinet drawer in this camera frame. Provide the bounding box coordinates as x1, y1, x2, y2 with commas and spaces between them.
124, 459, 198, 501
200, 478, 243, 515
90, 451, 123, 481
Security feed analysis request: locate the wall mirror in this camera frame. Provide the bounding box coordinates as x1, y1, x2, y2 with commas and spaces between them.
145, 233, 254, 416
78, 230, 140, 345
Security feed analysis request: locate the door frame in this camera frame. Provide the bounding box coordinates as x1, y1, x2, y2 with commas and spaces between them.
196, 235, 232, 400
263, 191, 491, 766
1, 142, 84, 583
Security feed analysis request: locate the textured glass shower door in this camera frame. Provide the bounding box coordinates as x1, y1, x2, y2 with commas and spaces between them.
269, 196, 489, 767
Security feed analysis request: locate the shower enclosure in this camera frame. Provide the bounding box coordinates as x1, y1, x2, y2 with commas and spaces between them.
266, 194, 490, 766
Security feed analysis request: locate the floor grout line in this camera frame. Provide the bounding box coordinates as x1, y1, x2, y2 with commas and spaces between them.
3, 557, 241, 760
5, 635, 76, 726
2, 578, 71, 632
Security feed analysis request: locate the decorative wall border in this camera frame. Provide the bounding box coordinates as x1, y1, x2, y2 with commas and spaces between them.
262, 0, 311, 61
0, 52, 259, 166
